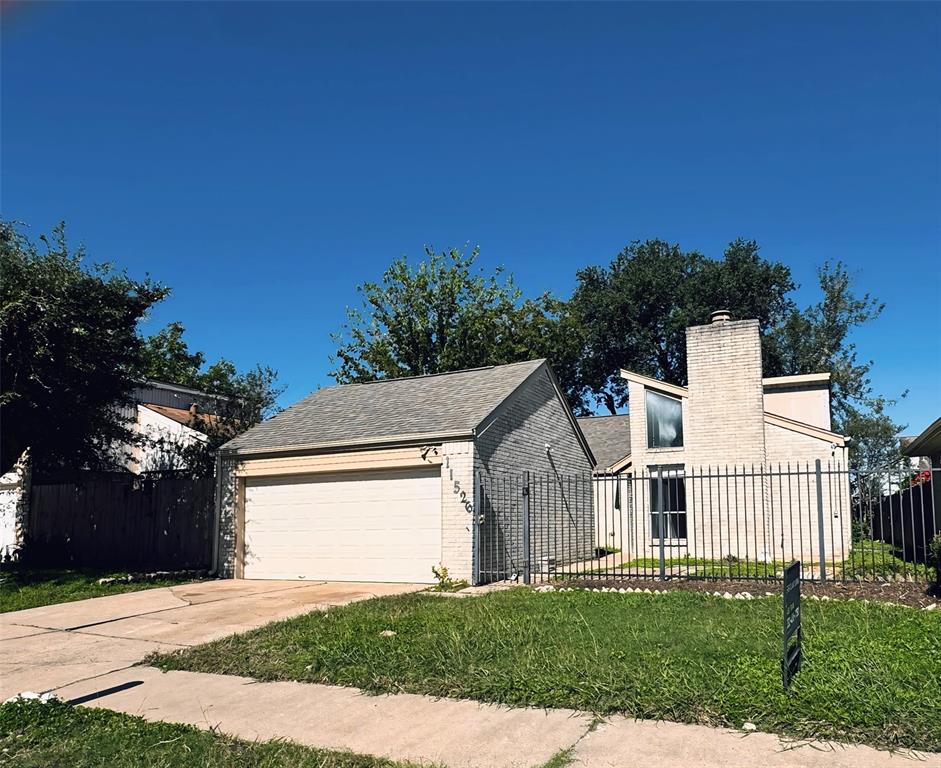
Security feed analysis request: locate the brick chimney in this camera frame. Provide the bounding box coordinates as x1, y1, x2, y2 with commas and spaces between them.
684, 312, 766, 469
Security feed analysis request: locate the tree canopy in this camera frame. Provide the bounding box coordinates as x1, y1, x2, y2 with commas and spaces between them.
570, 238, 797, 413
333, 239, 902, 463
0, 220, 282, 475
765, 262, 903, 470
330, 245, 583, 398
0, 221, 168, 472
140, 322, 283, 476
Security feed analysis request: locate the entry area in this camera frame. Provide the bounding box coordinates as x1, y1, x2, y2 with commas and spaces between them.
242, 467, 442, 582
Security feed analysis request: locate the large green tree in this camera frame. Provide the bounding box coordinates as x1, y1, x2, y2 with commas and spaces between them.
1, 219, 283, 476
331, 245, 582, 397
766, 262, 904, 471
570, 238, 797, 413
140, 322, 283, 476
0, 221, 168, 472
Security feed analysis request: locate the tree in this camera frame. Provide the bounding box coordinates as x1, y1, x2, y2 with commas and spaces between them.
140, 323, 283, 476
330, 245, 582, 397
570, 239, 796, 413
0, 220, 169, 473
766, 262, 904, 471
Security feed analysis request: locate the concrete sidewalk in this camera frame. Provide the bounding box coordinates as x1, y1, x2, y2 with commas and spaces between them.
47, 666, 935, 768
3, 581, 936, 768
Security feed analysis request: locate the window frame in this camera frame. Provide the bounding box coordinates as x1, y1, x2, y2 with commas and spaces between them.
648, 465, 688, 544
645, 389, 684, 450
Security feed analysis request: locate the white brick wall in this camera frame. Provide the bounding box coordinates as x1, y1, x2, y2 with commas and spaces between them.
619, 318, 850, 568
439, 440, 475, 582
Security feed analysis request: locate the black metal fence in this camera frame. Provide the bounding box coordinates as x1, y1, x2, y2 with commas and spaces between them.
473, 463, 940, 585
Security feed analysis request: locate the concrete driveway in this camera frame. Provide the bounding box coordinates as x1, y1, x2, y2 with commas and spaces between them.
0, 579, 422, 700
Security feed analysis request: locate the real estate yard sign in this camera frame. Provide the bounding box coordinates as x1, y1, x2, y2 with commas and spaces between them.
782, 560, 802, 688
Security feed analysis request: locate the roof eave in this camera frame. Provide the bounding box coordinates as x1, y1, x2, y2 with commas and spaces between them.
219, 430, 474, 460
902, 416, 941, 457
619, 369, 689, 399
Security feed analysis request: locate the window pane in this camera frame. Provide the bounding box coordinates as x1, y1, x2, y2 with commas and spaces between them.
650, 513, 662, 539
649, 471, 687, 540
646, 390, 683, 448
649, 474, 686, 512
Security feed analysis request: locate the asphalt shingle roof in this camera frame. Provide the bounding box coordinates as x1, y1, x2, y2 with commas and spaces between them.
224, 359, 547, 454
576, 414, 632, 470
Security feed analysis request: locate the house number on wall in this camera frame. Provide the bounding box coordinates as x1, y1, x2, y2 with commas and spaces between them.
440, 453, 474, 515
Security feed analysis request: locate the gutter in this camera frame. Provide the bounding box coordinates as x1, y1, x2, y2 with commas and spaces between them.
219, 430, 475, 461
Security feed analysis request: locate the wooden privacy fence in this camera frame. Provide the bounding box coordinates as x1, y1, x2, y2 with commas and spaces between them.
26, 473, 215, 570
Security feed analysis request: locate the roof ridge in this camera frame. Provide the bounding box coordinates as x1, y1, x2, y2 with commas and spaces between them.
327, 359, 546, 389
577, 413, 630, 420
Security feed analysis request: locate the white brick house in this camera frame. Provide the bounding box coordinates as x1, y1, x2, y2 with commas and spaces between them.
578, 311, 851, 566
213, 360, 594, 584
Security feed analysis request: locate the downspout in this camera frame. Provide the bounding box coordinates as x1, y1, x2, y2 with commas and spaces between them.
210, 450, 223, 574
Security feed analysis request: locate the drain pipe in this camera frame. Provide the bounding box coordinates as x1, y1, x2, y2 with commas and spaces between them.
210, 451, 223, 575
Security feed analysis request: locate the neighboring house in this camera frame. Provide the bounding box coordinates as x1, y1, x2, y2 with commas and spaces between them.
901, 417, 941, 475
895, 416, 941, 554
579, 310, 851, 566
214, 359, 594, 584
576, 414, 632, 554
117, 380, 222, 473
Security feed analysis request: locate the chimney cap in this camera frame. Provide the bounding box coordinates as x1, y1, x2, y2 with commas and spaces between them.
710, 309, 732, 324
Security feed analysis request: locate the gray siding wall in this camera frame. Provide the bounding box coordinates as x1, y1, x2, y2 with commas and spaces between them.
474, 367, 594, 581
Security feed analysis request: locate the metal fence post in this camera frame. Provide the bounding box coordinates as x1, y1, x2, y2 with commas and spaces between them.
473, 471, 482, 586
522, 471, 531, 585
815, 459, 827, 582
655, 467, 666, 581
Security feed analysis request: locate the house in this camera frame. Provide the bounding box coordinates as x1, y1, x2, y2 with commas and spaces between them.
892, 416, 941, 557
117, 380, 222, 473
213, 359, 594, 584
578, 310, 851, 567
575, 414, 632, 554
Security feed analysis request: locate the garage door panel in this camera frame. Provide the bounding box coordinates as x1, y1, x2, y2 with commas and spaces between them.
243, 467, 442, 582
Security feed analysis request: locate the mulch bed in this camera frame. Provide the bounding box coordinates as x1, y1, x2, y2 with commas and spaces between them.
561, 577, 941, 609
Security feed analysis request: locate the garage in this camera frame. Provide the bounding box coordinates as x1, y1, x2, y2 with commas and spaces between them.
242, 467, 442, 582
217, 359, 595, 583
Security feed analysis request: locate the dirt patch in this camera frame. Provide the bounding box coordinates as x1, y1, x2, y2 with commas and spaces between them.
561, 577, 941, 609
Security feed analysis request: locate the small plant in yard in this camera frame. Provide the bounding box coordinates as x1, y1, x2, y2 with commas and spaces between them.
930, 533, 941, 586
427, 564, 469, 593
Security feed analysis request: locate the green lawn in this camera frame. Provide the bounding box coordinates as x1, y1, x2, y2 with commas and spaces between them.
151, 589, 941, 752
0, 698, 427, 768
0, 567, 206, 613
597, 540, 937, 581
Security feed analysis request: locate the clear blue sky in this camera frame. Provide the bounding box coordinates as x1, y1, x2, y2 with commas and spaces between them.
3, 2, 939, 435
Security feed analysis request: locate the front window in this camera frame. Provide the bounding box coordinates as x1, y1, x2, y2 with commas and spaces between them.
646, 389, 683, 448
650, 468, 687, 540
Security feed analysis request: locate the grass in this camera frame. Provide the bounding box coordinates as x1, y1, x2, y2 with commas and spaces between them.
598, 539, 938, 582
0, 698, 427, 768
151, 588, 941, 752
0, 566, 206, 613
842, 540, 936, 581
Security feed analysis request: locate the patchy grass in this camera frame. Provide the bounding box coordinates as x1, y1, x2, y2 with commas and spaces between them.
0, 566, 206, 613
841, 540, 936, 581
0, 698, 426, 768
596, 540, 937, 582
151, 589, 941, 752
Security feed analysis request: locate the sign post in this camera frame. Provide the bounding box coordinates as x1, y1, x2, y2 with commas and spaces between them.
782, 560, 802, 688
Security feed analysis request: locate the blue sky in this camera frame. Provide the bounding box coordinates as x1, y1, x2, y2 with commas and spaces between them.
3, 2, 939, 435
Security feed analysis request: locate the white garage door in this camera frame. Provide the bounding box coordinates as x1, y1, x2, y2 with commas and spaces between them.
243, 467, 442, 582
